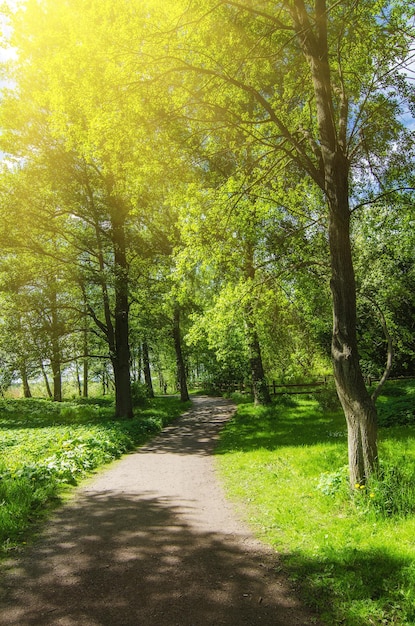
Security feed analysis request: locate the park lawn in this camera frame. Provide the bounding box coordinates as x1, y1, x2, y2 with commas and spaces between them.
215, 382, 415, 626
0, 395, 189, 556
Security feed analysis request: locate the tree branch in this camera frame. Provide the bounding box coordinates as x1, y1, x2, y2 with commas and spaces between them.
143, 58, 325, 187
363, 295, 394, 403
350, 187, 415, 213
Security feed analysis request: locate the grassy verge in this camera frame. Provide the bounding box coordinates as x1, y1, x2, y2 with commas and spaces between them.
0, 395, 189, 557
215, 381, 415, 625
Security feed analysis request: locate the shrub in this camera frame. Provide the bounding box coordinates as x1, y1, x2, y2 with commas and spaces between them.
314, 387, 341, 411
316, 465, 349, 496
131, 381, 148, 407
228, 391, 254, 404
273, 393, 297, 407
0, 396, 185, 554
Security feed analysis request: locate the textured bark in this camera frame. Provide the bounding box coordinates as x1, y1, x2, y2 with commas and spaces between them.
111, 206, 133, 419
290, 0, 378, 485
173, 304, 190, 402
326, 158, 378, 485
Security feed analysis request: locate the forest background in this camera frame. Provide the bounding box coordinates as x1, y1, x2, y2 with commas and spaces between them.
1, 3, 415, 623
0, 0, 414, 488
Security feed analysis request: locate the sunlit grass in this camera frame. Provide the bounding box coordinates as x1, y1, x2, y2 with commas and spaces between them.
0, 395, 189, 556
215, 384, 415, 625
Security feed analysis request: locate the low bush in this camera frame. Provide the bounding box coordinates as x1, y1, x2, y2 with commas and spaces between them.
314, 386, 341, 411
131, 381, 149, 407
377, 395, 415, 426
0, 395, 188, 555
273, 393, 298, 407
376, 380, 415, 427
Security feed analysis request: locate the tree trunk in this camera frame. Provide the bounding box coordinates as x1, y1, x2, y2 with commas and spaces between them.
40, 362, 53, 399
92, 213, 117, 403
51, 355, 62, 402
51, 292, 62, 402
142, 340, 154, 399
130, 344, 138, 383
82, 307, 89, 398
111, 203, 133, 419
17, 314, 32, 398
370, 299, 394, 404
326, 155, 378, 486
137, 344, 143, 382
290, 0, 378, 485
75, 359, 82, 396
20, 364, 32, 398
111, 355, 132, 417
246, 319, 271, 405
87, 186, 131, 415
173, 304, 189, 402
244, 243, 271, 405
83, 358, 88, 398
102, 363, 108, 396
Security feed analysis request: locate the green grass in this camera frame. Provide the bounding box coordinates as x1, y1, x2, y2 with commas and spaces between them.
0, 395, 189, 556
215, 382, 415, 625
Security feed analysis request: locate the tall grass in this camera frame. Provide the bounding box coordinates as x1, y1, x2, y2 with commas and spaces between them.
215, 382, 415, 625
0, 395, 188, 556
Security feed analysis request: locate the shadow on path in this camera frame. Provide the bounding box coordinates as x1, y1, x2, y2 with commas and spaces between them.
0, 397, 320, 625
143, 397, 235, 456
1, 492, 313, 625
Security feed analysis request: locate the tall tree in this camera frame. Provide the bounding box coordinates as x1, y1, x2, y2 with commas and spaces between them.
1, 0, 181, 415
143, 0, 414, 484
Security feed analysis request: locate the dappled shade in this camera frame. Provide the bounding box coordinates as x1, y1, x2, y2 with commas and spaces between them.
0, 397, 318, 625
0, 492, 307, 625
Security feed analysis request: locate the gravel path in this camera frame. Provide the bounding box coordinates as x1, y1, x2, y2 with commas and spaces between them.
0, 396, 320, 625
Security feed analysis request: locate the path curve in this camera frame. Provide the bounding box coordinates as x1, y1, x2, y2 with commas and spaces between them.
0, 396, 320, 625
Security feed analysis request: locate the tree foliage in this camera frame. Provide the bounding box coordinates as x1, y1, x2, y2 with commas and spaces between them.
0, 0, 414, 483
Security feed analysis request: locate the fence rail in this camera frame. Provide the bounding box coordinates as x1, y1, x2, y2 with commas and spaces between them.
195, 375, 415, 396
211, 379, 331, 396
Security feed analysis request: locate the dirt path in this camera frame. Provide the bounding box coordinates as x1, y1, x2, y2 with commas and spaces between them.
0, 396, 320, 625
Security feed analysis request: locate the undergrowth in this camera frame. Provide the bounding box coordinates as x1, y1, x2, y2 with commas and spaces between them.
0, 395, 188, 556
217, 380, 415, 625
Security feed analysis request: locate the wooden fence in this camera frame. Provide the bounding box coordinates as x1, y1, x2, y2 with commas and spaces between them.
213, 378, 330, 396
204, 375, 415, 396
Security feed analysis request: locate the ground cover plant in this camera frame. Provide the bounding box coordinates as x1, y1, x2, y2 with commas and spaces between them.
0, 395, 188, 557
216, 381, 415, 625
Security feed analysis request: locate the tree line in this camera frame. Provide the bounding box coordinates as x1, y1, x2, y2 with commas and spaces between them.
0, 0, 414, 486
